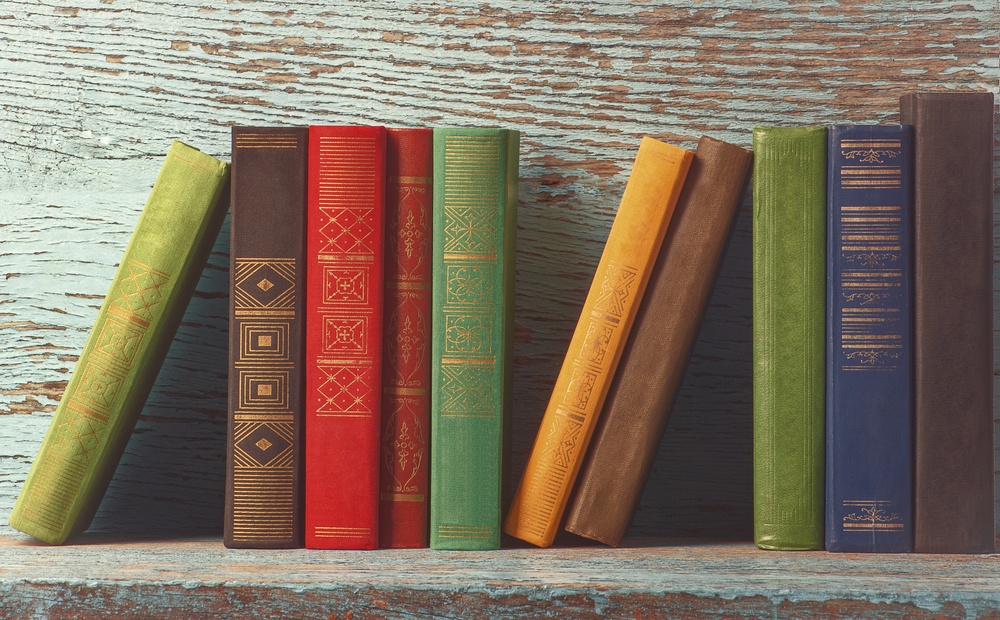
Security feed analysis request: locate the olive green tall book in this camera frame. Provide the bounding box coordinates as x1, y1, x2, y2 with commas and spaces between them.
8, 141, 230, 545
430, 128, 518, 550
752, 126, 826, 551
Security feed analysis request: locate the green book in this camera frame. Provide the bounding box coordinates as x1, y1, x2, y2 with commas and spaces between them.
8, 141, 230, 544
430, 128, 518, 550
752, 126, 826, 550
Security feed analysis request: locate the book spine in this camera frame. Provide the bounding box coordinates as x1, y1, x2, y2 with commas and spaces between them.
752, 126, 827, 551
305, 126, 386, 550
8, 141, 230, 545
564, 136, 751, 547
505, 137, 693, 548
825, 125, 913, 553
225, 127, 307, 549
900, 92, 995, 554
380, 128, 433, 548
429, 128, 518, 551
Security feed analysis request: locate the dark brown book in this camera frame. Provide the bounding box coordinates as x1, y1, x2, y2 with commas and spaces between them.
900, 92, 995, 554
564, 136, 752, 546
225, 127, 307, 548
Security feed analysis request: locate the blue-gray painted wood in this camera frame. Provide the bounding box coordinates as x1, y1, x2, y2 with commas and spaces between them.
0, 2, 998, 611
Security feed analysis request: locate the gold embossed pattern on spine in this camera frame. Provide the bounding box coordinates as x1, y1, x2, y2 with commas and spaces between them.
16, 260, 169, 536
505, 137, 692, 547
232, 256, 297, 544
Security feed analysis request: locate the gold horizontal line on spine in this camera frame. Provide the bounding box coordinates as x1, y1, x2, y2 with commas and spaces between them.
841, 181, 902, 186
381, 493, 425, 502
841, 205, 901, 211
234, 414, 295, 422
842, 271, 902, 277
840, 169, 901, 175
437, 526, 494, 532
317, 254, 374, 262
383, 386, 427, 396
842, 344, 901, 349
840, 141, 901, 147
235, 145, 299, 149
315, 413, 374, 418
842, 235, 899, 241
317, 358, 374, 365
843, 524, 905, 530
441, 356, 495, 365
842, 283, 900, 288
443, 253, 497, 261
842, 246, 901, 251
235, 310, 296, 318
386, 281, 429, 291
841, 217, 901, 222
390, 176, 432, 184
842, 335, 901, 340
843, 308, 900, 313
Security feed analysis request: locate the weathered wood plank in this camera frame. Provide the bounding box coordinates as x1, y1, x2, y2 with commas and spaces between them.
0, 537, 997, 618
0, 0, 997, 546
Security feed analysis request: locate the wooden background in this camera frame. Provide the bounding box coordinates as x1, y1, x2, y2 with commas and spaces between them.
1, 0, 998, 543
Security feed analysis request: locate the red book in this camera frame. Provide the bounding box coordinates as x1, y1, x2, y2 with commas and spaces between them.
305, 126, 386, 549
379, 129, 433, 548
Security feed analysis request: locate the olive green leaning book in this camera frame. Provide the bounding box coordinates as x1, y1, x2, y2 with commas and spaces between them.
9, 141, 230, 544
430, 128, 518, 550
752, 126, 826, 550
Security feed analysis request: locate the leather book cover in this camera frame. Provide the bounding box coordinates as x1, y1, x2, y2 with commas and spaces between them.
380, 128, 432, 548
825, 125, 913, 553
430, 128, 518, 551
305, 126, 386, 550
752, 126, 826, 551
564, 136, 751, 547
225, 127, 307, 549
900, 92, 995, 554
9, 142, 230, 544
505, 137, 693, 548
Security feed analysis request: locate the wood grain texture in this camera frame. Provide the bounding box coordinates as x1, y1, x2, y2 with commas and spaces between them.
0, 0, 998, 550
0, 537, 998, 618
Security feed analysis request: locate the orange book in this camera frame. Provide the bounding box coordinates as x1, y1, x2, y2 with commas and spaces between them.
504, 137, 692, 547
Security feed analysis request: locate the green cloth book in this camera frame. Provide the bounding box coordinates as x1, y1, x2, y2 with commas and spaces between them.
8, 141, 230, 544
752, 126, 826, 551
430, 128, 518, 550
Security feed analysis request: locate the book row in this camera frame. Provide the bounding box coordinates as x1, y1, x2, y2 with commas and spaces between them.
8, 92, 994, 554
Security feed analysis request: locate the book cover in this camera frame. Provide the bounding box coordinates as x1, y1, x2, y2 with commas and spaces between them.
226, 127, 307, 549
430, 128, 518, 551
900, 92, 995, 554
564, 136, 751, 547
825, 125, 913, 553
505, 137, 693, 548
305, 126, 386, 550
752, 126, 826, 551
380, 128, 433, 548
8, 141, 230, 544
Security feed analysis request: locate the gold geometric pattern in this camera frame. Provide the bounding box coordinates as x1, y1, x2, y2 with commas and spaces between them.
316, 364, 375, 417
238, 370, 289, 410
446, 265, 493, 305
323, 316, 368, 354
21, 258, 171, 534
440, 363, 495, 417
591, 261, 638, 322
444, 314, 492, 354
323, 266, 370, 304
234, 259, 296, 313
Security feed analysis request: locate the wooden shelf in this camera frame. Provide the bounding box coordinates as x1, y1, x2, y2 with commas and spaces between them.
1, 536, 998, 617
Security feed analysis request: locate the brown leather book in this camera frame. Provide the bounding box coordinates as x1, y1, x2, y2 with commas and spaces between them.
225, 127, 307, 548
564, 136, 752, 546
900, 92, 995, 554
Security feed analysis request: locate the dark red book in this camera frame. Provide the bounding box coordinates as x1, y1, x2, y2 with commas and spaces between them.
305, 126, 386, 549
379, 129, 433, 548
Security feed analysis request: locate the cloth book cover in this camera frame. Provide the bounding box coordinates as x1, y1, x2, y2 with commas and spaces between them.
380, 128, 433, 548
8, 141, 230, 544
752, 126, 827, 551
505, 137, 693, 548
900, 92, 995, 554
226, 127, 307, 549
305, 125, 386, 550
430, 127, 518, 551
825, 124, 913, 553
564, 136, 751, 547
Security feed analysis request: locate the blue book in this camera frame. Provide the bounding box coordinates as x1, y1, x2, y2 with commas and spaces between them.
826, 125, 913, 552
